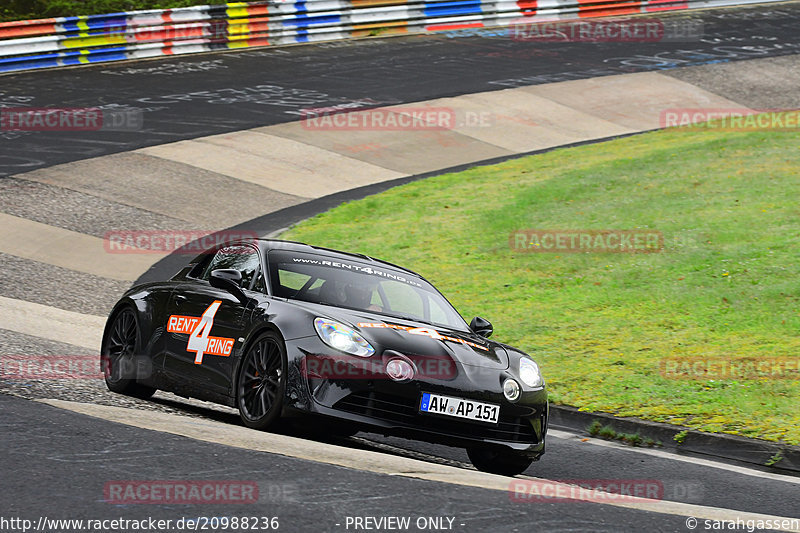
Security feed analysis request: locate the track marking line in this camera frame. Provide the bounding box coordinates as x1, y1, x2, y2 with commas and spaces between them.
547, 429, 800, 485
548, 429, 800, 485
36, 399, 800, 531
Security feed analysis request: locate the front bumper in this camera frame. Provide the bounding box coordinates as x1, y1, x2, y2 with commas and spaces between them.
284, 337, 548, 455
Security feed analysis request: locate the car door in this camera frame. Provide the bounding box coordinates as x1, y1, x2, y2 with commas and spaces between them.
164, 243, 262, 397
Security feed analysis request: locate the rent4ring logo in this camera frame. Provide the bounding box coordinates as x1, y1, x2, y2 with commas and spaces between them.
1, 107, 143, 131
167, 301, 235, 364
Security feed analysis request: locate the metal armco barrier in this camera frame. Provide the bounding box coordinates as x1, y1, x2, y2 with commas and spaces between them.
0, 0, 786, 74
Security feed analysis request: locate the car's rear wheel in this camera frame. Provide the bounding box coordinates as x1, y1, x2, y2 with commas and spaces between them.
467, 447, 534, 476
237, 331, 287, 430
102, 307, 156, 399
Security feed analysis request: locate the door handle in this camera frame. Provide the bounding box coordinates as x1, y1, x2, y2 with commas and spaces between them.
174, 295, 187, 306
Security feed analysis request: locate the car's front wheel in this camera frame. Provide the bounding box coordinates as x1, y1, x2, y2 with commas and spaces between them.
467, 447, 534, 476
237, 331, 287, 430
101, 307, 156, 399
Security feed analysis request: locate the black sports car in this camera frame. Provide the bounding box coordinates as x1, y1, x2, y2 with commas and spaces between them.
102, 239, 547, 475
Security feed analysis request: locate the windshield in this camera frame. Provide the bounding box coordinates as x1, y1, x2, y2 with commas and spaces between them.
267, 251, 469, 331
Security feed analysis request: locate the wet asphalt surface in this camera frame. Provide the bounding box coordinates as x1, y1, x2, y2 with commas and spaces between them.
2, 3, 800, 178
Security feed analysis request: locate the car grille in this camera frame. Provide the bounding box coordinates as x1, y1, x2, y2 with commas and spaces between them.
334, 391, 539, 444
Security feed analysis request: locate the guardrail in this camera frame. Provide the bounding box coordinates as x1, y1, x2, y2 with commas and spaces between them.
0, 0, 785, 74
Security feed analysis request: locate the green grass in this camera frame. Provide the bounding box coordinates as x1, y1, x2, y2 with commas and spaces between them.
587, 421, 661, 447
283, 122, 800, 445
1, 1, 213, 22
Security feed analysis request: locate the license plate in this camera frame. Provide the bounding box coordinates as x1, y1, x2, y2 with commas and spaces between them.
419, 393, 499, 424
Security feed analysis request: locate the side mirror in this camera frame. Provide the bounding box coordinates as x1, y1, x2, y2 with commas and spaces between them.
469, 316, 493, 338
210, 269, 249, 305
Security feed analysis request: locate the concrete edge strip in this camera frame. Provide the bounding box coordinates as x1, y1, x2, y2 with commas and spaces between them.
138, 132, 408, 198
36, 398, 800, 531
0, 212, 163, 282
0, 295, 105, 351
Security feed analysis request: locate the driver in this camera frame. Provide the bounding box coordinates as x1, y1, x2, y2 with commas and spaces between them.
344, 282, 381, 312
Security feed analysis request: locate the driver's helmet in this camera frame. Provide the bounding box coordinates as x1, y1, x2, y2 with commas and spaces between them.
344, 282, 372, 308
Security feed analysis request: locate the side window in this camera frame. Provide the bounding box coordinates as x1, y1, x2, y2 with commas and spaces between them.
187, 253, 214, 279
202, 245, 261, 288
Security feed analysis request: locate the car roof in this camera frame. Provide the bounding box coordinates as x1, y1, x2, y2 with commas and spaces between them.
255, 238, 421, 278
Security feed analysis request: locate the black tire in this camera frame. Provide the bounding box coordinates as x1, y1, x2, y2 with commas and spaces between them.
467, 447, 534, 476
237, 331, 287, 430
101, 307, 156, 399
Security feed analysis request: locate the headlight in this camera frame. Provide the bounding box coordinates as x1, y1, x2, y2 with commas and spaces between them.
503, 378, 520, 401
314, 318, 375, 357
519, 358, 543, 388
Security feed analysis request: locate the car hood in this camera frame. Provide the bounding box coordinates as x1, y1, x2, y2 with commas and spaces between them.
292, 301, 509, 369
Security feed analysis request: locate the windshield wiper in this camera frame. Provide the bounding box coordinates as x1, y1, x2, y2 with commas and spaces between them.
375, 312, 431, 325
377, 312, 464, 331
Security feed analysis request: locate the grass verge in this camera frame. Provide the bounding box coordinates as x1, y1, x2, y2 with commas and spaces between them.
587, 420, 662, 447
283, 121, 800, 445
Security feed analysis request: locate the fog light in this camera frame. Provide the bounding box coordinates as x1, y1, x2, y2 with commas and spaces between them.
386, 359, 414, 382
503, 378, 520, 401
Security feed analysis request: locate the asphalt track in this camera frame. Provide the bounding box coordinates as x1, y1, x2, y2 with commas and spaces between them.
2, 3, 800, 532
2, 3, 800, 177
3, 395, 696, 533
